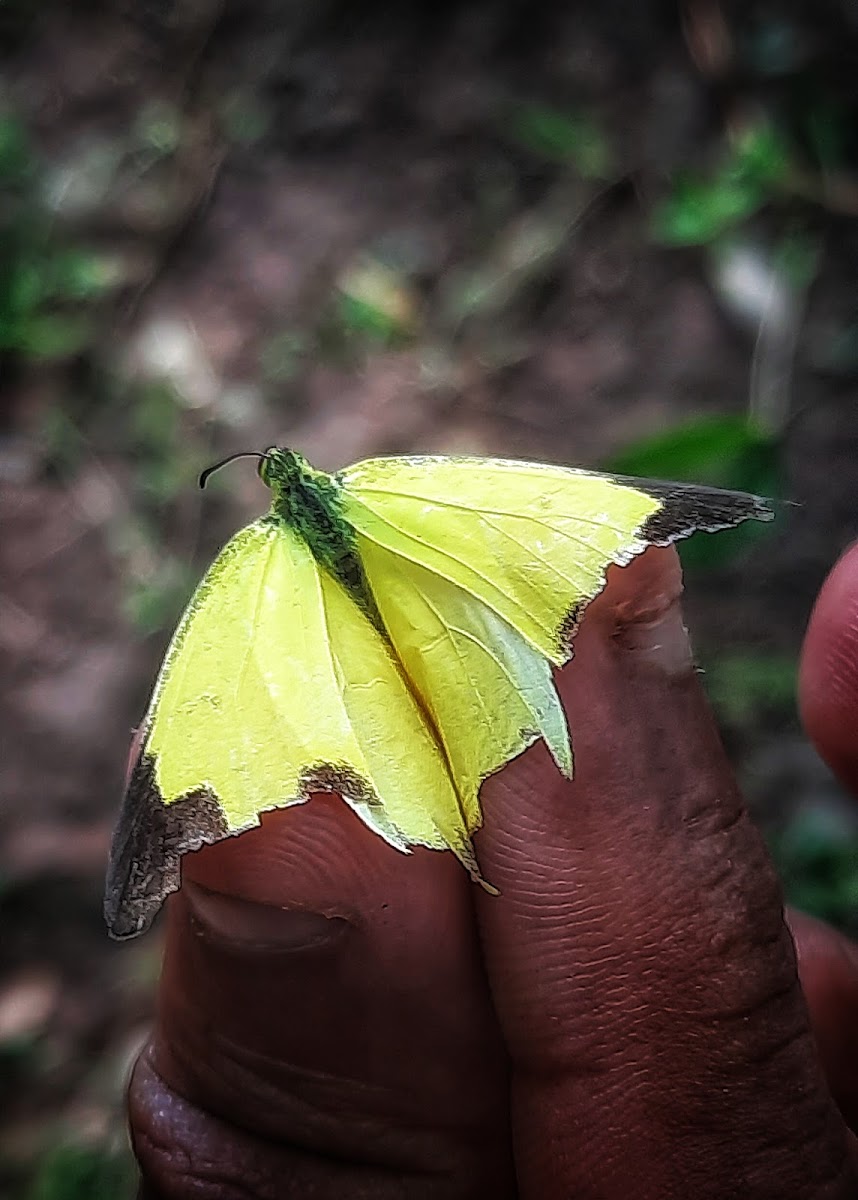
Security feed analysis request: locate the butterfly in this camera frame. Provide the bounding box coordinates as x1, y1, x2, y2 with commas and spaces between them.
104, 448, 772, 938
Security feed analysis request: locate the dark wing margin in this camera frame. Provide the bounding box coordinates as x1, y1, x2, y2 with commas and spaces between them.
104, 754, 229, 940
628, 478, 775, 544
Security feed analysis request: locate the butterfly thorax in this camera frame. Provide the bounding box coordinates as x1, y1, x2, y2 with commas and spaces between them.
260, 447, 383, 628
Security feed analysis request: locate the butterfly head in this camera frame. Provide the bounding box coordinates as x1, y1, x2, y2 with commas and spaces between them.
258, 446, 308, 497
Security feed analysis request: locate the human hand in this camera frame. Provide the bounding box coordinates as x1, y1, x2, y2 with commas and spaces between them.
126, 543, 858, 1199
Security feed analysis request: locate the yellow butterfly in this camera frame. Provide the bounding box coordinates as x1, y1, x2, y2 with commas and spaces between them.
105, 448, 771, 938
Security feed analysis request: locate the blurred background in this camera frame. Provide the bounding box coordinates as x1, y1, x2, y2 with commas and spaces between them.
2, 0, 858, 1195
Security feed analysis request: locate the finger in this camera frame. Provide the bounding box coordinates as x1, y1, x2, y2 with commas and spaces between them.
129, 798, 514, 1199
789, 909, 858, 1135
799, 540, 858, 795
474, 547, 857, 1200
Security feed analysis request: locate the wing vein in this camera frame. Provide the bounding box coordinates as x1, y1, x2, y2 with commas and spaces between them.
314, 564, 357, 749
353, 485, 636, 537
417, 596, 495, 728
478, 513, 604, 588
418, 589, 544, 732
233, 530, 276, 703
352, 505, 558, 643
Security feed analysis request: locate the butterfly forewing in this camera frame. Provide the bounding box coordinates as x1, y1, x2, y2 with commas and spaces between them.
105, 518, 478, 938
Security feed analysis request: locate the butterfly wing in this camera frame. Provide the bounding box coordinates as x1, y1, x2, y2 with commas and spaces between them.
339, 455, 772, 817
355, 536, 572, 827
340, 456, 772, 664
105, 517, 475, 939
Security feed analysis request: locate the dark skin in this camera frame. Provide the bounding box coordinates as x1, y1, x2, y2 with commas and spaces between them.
128, 543, 858, 1199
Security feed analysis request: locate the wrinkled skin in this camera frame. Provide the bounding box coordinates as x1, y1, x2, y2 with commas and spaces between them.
128, 543, 858, 1199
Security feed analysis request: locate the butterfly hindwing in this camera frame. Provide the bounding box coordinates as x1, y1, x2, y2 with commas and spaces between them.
357, 535, 572, 829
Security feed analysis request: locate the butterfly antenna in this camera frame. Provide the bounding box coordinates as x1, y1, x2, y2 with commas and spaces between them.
199, 451, 269, 489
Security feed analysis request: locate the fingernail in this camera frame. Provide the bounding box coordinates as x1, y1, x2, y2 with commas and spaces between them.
615, 598, 694, 676
182, 881, 350, 952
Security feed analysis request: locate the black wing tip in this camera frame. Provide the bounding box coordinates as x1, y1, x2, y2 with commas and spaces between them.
634, 480, 775, 546
104, 893, 163, 941
104, 755, 230, 941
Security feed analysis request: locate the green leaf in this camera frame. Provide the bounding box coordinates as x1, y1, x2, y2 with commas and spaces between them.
3, 259, 47, 323
653, 121, 792, 246
774, 232, 820, 292
652, 171, 764, 245
0, 113, 33, 184
53, 250, 120, 300
17, 314, 92, 360
508, 104, 612, 178
608, 413, 775, 485
28, 1141, 136, 1200
735, 121, 791, 186
703, 652, 797, 725
772, 807, 858, 933
335, 259, 417, 346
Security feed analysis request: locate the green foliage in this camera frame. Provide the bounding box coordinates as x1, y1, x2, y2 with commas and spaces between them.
772, 807, 858, 934
653, 121, 792, 246
606, 414, 780, 568
0, 113, 113, 362
321, 257, 418, 356
113, 382, 206, 633
27, 1141, 135, 1200
770, 229, 821, 292
38, 378, 207, 634
337, 292, 405, 344
608, 413, 774, 485
508, 103, 613, 179
703, 652, 797, 726
0, 112, 33, 183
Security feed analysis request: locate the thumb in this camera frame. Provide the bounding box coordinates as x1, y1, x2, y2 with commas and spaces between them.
128, 799, 514, 1198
